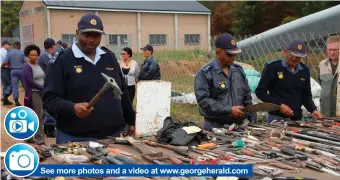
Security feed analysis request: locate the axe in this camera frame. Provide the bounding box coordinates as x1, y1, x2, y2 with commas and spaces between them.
87, 73, 123, 109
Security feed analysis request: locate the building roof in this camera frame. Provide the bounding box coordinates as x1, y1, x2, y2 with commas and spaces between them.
42, 1, 211, 14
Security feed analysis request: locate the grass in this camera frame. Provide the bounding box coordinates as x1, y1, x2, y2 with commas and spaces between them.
129, 48, 325, 124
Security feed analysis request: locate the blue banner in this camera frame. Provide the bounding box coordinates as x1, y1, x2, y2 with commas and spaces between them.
31, 164, 253, 177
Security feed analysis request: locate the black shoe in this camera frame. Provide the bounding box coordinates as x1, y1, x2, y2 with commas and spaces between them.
3, 97, 13, 105
14, 98, 21, 106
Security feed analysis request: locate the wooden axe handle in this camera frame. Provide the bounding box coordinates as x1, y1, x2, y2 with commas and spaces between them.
87, 86, 108, 108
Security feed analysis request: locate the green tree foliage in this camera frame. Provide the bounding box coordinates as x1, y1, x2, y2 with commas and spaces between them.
210, 2, 236, 35
1, 1, 22, 37
230, 2, 257, 36
281, 16, 299, 25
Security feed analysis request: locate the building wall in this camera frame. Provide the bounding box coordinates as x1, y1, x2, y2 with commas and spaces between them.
178, 14, 208, 50
140, 13, 174, 51
19, 1, 46, 49
50, 9, 94, 44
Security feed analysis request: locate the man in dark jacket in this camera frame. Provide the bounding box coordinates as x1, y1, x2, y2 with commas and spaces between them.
138, 44, 161, 81
43, 14, 135, 144
195, 33, 255, 131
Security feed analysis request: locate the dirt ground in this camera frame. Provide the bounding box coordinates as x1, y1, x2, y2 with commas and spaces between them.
0, 89, 55, 152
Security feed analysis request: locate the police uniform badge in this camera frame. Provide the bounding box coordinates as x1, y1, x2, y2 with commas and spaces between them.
74, 65, 83, 73
231, 39, 236, 45
90, 19, 97, 25
219, 82, 226, 89
278, 72, 283, 79
297, 44, 303, 51
48, 54, 52, 58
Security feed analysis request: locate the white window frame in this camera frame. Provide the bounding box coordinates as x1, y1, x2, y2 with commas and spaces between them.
184, 34, 200, 45
149, 34, 167, 46
107, 34, 129, 45
61, 34, 77, 46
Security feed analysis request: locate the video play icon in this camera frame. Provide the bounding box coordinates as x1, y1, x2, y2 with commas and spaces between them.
4, 107, 39, 140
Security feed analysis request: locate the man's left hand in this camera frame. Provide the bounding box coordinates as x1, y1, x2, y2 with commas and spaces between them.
129, 126, 136, 136
312, 110, 323, 120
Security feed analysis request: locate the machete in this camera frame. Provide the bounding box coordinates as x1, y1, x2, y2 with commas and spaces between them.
241, 103, 281, 113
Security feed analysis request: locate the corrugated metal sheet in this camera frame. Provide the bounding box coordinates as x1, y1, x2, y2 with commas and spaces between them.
42, 0, 211, 13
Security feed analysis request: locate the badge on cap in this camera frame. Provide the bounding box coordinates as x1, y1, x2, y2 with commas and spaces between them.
90, 19, 97, 26
297, 44, 302, 50
278, 72, 283, 79
74, 65, 83, 73
219, 82, 226, 89
231, 39, 236, 45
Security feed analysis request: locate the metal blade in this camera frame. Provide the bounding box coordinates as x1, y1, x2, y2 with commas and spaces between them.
241, 103, 281, 113
321, 167, 340, 176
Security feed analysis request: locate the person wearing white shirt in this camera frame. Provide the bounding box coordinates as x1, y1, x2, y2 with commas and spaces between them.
0, 40, 13, 105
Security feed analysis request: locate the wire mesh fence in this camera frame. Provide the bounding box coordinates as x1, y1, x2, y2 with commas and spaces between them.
12, 31, 339, 126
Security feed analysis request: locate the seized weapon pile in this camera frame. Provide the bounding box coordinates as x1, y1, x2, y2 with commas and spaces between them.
20, 117, 340, 180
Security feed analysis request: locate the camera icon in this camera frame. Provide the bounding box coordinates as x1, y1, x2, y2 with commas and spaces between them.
8, 109, 34, 133
9, 150, 34, 171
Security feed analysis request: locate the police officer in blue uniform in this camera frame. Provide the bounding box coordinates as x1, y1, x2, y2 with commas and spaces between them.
1, 40, 13, 105
255, 39, 323, 122
38, 38, 57, 137
43, 14, 136, 144
1, 41, 26, 106
38, 38, 56, 74
195, 33, 256, 131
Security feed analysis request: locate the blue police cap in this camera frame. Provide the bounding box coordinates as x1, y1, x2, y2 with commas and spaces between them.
287, 39, 307, 58
215, 33, 241, 55
140, 44, 154, 52
77, 14, 105, 34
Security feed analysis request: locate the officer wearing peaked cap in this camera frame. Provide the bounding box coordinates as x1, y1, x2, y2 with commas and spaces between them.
256, 39, 323, 122
43, 13, 136, 144
195, 33, 256, 131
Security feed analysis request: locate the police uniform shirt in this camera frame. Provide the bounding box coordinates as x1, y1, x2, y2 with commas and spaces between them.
43, 43, 135, 137
255, 59, 317, 120
195, 58, 255, 125
3, 49, 26, 69
38, 50, 53, 74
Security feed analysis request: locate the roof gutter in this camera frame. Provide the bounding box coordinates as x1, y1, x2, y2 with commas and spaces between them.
45, 6, 211, 15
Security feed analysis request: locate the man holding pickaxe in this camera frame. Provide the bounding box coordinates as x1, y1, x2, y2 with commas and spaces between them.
43, 14, 135, 144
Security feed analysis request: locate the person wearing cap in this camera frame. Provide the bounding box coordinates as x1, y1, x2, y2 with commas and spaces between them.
55, 40, 65, 53
37, 38, 57, 138
194, 33, 256, 131
62, 42, 69, 50
318, 35, 339, 117
1, 40, 13, 105
256, 39, 323, 122
38, 38, 56, 74
1, 41, 26, 106
43, 13, 135, 144
137, 44, 161, 81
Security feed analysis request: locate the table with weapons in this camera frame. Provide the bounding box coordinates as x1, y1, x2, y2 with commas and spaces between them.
2, 115, 340, 180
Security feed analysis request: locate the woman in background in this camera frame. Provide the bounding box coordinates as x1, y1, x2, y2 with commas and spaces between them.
22, 44, 45, 145
120, 47, 139, 103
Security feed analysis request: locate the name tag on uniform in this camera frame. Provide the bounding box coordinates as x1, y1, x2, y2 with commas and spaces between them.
106, 67, 114, 70
74, 65, 82, 73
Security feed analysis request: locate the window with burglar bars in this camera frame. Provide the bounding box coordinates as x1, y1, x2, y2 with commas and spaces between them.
149, 34, 167, 46
62, 34, 77, 46
108, 34, 128, 45
184, 34, 200, 45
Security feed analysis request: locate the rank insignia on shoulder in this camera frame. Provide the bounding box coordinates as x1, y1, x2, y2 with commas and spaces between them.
219, 82, 226, 89
48, 54, 52, 58
74, 65, 83, 73
49, 51, 62, 64
277, 72, 283, 79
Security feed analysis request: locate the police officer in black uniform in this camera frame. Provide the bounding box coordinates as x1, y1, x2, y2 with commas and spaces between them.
255, 39, 323, 122
43, 14, 135, 144
195, 33, 256, 131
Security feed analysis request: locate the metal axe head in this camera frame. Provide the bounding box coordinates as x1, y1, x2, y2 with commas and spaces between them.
101, 73, 123, 99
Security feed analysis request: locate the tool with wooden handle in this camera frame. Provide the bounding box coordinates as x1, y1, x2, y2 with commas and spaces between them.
198, 143, 216, 149
142, 140, 189, 156
87, 73, 122, 108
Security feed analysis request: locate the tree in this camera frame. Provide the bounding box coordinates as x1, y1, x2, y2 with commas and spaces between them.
210, 2, 237, 35
231, 2, 258, 36
281, 16, 299, 25
1, 1, 22, 37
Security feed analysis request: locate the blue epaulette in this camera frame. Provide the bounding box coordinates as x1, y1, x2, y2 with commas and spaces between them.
200, 63, 213, 73
233, 63, 244, 70
267, 60, 281, 64
49, 50, 63, 64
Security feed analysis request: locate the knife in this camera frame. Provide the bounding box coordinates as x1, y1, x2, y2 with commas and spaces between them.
241, 103, 280, 113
